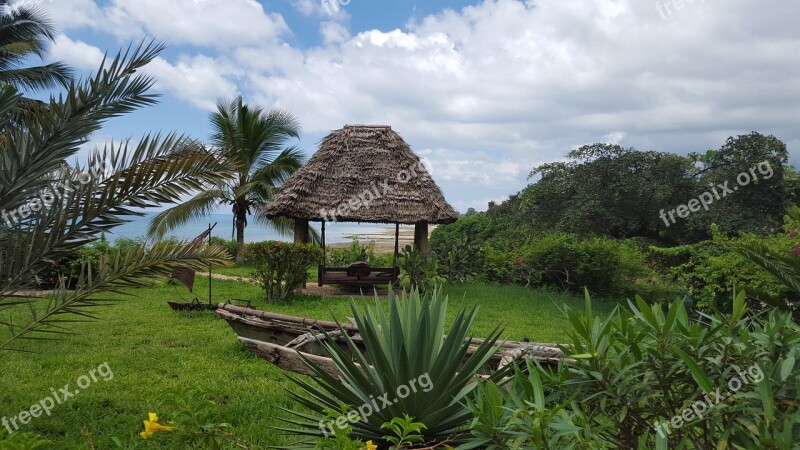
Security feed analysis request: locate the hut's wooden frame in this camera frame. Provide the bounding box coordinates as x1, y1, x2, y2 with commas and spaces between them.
265, 125, 459, 288
316, 221, 401, 287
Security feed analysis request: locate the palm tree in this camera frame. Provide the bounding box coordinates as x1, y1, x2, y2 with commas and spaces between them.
0, 0, 71, 92
148, 97, 305, 263
0, 41, 231, 352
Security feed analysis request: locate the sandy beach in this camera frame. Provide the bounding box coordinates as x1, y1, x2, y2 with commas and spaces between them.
334, 225, 437, 252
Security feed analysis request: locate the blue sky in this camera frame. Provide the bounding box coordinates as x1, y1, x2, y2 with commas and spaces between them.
26, 0, 800, 213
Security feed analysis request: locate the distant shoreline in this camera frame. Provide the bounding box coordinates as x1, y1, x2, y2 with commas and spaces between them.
334, 225, 437, 252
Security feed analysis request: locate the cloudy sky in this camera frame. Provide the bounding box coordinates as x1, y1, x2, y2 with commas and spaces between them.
27, 0, 800, 213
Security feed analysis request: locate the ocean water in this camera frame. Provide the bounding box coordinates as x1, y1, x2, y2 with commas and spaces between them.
108, 213, 394, 244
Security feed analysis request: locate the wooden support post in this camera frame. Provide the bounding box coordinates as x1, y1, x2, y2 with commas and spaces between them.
294, 219, 309, 244
294, 219, 310, 289
414, 222, 430, 258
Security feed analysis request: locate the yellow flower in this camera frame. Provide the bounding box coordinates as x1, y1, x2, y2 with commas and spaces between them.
140, 413, 175, 439
364, 440, 378, 450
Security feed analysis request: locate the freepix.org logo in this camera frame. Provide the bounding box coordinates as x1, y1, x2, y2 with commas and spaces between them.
2, 362, 114, 433
1, 161, 110, 228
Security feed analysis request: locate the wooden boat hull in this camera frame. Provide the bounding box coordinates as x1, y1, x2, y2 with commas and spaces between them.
216, 303, 565, 377
168, 301, 217, 312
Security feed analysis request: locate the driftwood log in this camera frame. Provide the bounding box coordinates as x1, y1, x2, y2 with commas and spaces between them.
218, 304, 566, 378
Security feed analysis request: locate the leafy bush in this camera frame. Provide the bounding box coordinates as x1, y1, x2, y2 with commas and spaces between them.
430, 215, 491, 283
245, 241, 322, 302
209, 237, 238, 260
731, 205, 800, 318
462, 291, 800, 449
398, 245, 443, 293
35, 236, 188, 289
483, 233, 650, 297
650, 225, 794, 312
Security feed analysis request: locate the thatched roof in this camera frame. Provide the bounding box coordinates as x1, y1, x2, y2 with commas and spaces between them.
263, 125, 458, 224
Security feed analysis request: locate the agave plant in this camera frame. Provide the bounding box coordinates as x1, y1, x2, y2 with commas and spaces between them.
281, 286, 503, 446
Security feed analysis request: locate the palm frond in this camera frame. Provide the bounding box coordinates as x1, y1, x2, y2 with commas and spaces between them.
147, 188, 227, 239
0, 240, 231, 351
0, 39, 164, 214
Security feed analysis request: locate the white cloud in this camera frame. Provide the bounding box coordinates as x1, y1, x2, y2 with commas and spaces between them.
144, 55, 240, 111
39, 0, 288, 49
243, 0, 799, 164
106, 0, 288, 48
603, 132, 627, 145
320, 21, 350, 45
49, 35, 105, 70
293, 0, 350, 20
41, 0, 800, 208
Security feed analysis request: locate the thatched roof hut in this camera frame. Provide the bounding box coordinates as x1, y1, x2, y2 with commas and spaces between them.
263, 125, 458, 225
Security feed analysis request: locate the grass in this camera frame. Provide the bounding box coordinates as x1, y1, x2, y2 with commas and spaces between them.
211, 264, 320, 282
0, 279, 613, 448
211, 265, 256, 278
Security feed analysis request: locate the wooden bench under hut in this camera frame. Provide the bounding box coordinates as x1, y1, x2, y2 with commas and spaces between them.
262, 125, 459, 288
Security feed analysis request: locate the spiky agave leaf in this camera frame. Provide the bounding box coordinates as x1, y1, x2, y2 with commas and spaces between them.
279, 286, 504, 445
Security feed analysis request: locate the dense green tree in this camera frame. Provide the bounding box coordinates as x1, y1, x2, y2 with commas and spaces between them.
521, 143, 696, 241
685, 132, 788, 237
148, 96, 304, 263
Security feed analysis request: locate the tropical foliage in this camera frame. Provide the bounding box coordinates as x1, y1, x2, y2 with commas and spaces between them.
0, 41, 231, 351
462, 291, 800, 449
281, 287, 503, 446
148, 96, 305, 262
0, 0, 70, 121
246, 241, 322, 302
462, 133, 791, 247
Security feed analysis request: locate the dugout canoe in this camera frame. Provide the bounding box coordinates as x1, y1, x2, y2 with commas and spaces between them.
216, 303, 565, 378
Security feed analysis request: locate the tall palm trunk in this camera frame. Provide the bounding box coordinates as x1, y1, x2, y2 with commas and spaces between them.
234, 200, 247, 264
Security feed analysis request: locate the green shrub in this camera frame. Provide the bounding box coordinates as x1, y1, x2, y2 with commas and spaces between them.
430, 215, 491, 283
209, 237, 238, 260
731, 205, 800, 318
462, 291, 800, 449
483, 233, 650, 297
245, 241, 322, 302
398, 245, 443, 292
650, 225, 794, 312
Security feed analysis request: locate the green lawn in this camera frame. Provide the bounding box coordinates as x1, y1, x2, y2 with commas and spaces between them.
0, 279, 612, 448
210, 265, 256, 278
212, 264, 319, 282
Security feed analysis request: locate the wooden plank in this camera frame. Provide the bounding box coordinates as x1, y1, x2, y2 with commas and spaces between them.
238, 337, 357, 378
218, 304, 359, 332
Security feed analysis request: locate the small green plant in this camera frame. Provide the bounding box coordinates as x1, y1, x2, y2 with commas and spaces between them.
313, 406, 368, 450
0, 430, 53, 450
129, 387, 247, 449
380, 415, 426, 448
398, 245, 443, 293
246, 241, 322, 302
